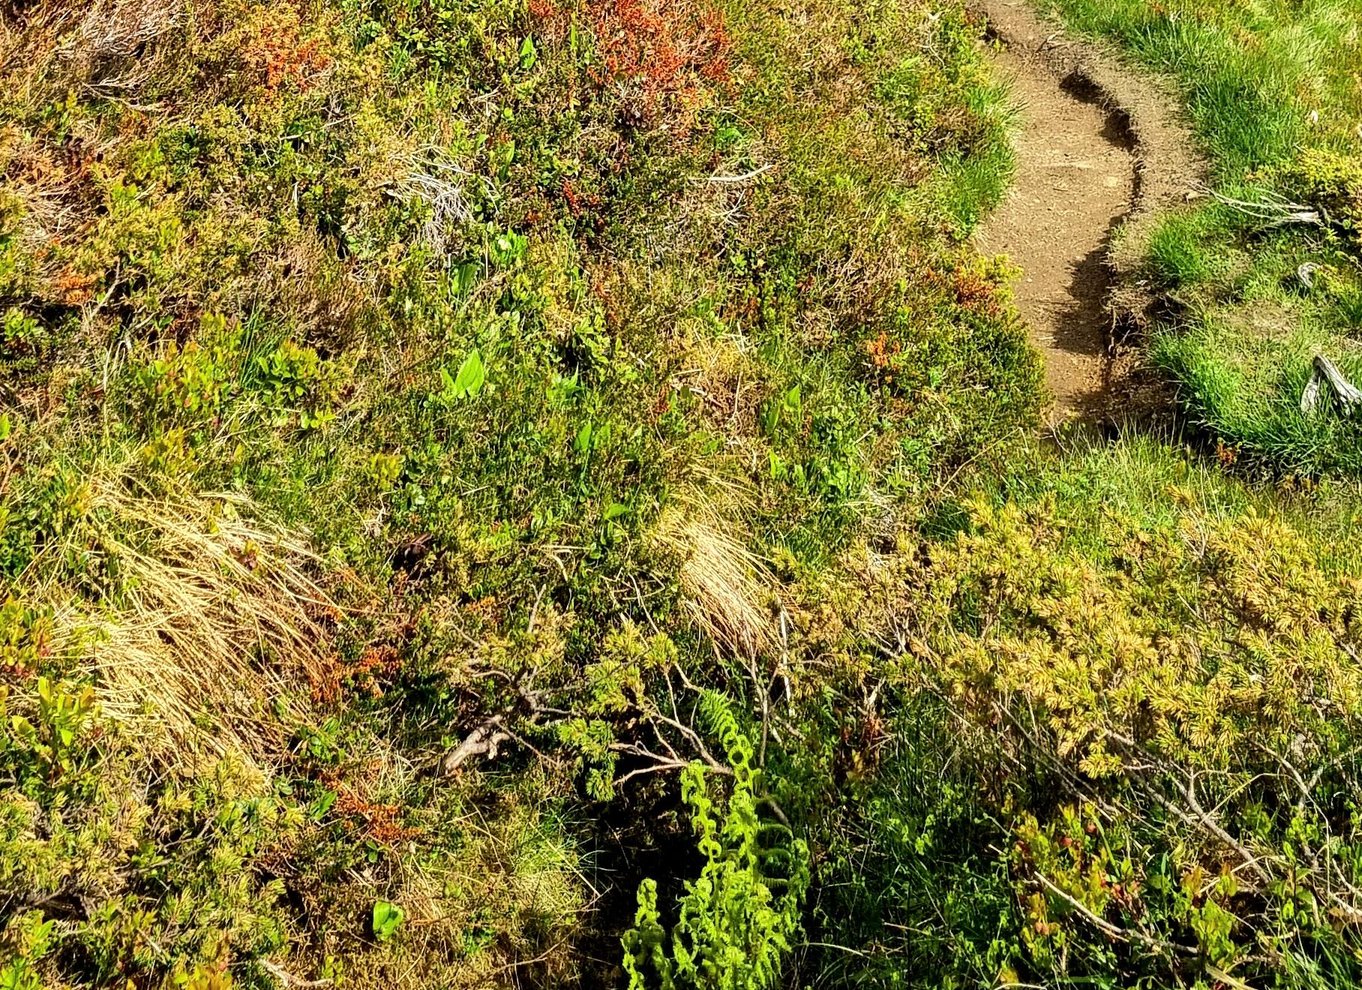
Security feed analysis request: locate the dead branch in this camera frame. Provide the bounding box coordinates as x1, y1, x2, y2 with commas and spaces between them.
260, 960, 333, 988
1301, 354, 1362, 417
443, 717, 511, 773
1207, 186, 1323, 227
1035, 872, 1196, 957
696, 163, 775, 184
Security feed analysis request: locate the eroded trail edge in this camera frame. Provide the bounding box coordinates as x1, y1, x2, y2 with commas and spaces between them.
976, 46, 1133, 421
971, 0, 1204, 424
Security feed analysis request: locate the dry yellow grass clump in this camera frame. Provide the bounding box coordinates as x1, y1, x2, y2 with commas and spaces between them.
1, 0, 186, 100
653, 504, 778, 659
29, 474, 338, 764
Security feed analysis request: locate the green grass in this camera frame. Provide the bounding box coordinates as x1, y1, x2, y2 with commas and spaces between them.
0, 0, 1038, 985
1152, 306, 1362, 474
1036, 0, 1362, 475
7, 0, 1362, 988
1036, 0, 1362, 174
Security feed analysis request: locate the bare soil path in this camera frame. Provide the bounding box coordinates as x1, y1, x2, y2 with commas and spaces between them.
976, 44, 1136, 424
971, 0, 1204, 426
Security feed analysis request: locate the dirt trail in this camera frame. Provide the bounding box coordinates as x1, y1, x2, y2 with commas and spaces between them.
971, 0, 1204, 425
976, 46, 1134, 422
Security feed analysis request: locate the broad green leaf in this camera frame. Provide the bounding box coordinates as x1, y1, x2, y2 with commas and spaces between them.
451, 349, 485, 399
372, 900, 404, 942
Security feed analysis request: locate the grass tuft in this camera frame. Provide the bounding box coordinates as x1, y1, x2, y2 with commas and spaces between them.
33, 472, 337, 764
653, 506, 777, 659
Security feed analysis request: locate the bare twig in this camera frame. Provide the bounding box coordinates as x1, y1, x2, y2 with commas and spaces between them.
1205, 963, 1259, 990
1035, 873, 1196, 957
698, 164, 775, 184
260, 960, 333, 988
443, 717, 511, 773
1207, 187, 1323, 227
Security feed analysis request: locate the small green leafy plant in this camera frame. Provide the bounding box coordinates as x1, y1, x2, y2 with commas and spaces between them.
621, 694, 810, 990
372, 900, 404, 942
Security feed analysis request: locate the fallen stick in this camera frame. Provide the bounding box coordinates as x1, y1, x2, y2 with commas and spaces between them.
443, 717, 511, 773
1301, 354, 1362, 417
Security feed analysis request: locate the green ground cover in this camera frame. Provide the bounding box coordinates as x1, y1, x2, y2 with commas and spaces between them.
1040, 0, 1362, 474
4, 0, 1362, 988
0, 0, 1034, 984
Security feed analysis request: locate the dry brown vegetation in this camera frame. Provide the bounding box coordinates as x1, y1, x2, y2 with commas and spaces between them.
32, 472, 338, 763
654, 506, 779, 659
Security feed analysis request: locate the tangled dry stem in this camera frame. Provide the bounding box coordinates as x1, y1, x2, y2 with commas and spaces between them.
3, 0, 186, 97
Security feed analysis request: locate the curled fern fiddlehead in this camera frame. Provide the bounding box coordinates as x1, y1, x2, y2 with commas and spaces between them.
620, 694, 809, 990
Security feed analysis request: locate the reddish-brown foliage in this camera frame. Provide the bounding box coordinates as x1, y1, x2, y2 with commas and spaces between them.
528, 0, 562, 22
53, 269, 97, 306
311, 769, 422, 846
245, 11, 331, 92
534, 0, 732, 132
310, 642, 403, 704
335, 786, 421, 845
865, 330, 902, 385
925, 261, 1009, 319
589, 0, 730, 86
948, 265, 1005, 317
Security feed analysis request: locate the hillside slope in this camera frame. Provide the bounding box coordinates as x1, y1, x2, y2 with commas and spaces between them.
3, 1, 1362, 988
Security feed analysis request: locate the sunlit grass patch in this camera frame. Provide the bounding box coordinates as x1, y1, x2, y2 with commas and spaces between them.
1152, 304, 1362, 475
1037, 0, 1362, 474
